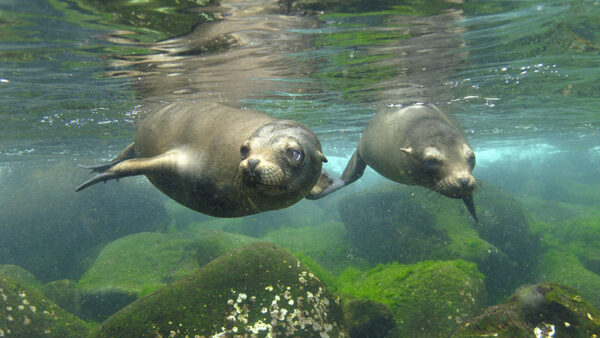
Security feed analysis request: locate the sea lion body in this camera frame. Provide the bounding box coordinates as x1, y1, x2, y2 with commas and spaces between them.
77, 101, 332, 217
339, 104, 478, 220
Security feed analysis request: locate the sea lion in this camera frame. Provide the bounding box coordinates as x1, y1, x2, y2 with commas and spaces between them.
311, 104, 478, 221
76, 101, 335, 217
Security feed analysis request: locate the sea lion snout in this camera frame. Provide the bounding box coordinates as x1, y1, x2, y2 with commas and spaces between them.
240, 156, 285, 187
435, 172, 476, 199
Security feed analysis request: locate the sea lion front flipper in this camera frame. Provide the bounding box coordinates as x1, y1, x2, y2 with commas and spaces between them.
76, 150, 182, 192
462, 194, 478, 222
305, 169, 345, 200
341, 150, 367, 185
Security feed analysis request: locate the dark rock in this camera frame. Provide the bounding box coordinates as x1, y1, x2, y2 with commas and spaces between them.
342, 297, 395, 338
453, 282, 600, 337
93, 242, 347, 337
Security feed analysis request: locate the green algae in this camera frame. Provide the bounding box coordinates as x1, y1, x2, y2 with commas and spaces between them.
93, 242, 347, 337
337, 260, 485, 337
0, 276, 92, 337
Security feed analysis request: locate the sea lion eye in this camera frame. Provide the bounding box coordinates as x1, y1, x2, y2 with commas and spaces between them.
468, 154, 476, 168
286, 149, 303, 163
423, 157, 441, 168
240, 145, 250, 160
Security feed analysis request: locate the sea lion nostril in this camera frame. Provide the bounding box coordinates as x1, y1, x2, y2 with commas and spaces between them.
248, 159, 260, 173
458, 177, 471, 188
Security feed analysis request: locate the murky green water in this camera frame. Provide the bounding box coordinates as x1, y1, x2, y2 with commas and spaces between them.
1, 0, 599, 336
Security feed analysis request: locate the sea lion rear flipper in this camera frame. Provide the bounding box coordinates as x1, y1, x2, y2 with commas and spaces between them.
462, 194, 478, 222
305, 169, 345, 200
76, 150, 180, 192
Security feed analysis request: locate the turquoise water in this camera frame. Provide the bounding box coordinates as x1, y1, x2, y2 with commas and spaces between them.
1, 0, 599, 335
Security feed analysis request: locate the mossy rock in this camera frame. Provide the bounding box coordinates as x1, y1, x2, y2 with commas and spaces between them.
192, 229, 258, 266
38, 279, 82, 317
342, 296, 395, 338
0, 265, 40, 288
263, 221, 365, 275
77, 231, 202, 321
338, 183, 533, 303
453, 282, 600, 337
78, 232, 201, 297
337, 260, 486, 337
0, 276, 91, 337
93, 242, 347, 337
535, 251, 600, 308
0, 160, 167, 282
338, 186, 450, 264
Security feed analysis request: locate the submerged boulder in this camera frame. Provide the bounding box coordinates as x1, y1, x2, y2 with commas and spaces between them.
0, 276, 90, 337
78, 230, 256, 321
338, 182, 540, 303
453, 282, 600, 337
93, 242, 347, 337
337, 260, 486, 337
338, 186, 449, 264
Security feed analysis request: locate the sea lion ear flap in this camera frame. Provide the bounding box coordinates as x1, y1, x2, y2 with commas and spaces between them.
316, 151, 328, 163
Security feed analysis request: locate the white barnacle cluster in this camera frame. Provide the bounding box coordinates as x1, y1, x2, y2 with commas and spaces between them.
533, 322, 556, 338
210, 271, 345, 337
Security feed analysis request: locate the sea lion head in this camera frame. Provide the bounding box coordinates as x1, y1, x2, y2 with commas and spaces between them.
402, 126, 476, 199
238, 120, 327, 198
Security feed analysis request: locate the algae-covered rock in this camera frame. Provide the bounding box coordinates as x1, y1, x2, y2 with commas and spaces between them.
77, 231, 201, 321
338, 183, 534, 303
342, 297, 395, 338
79, 232, 201, 296
93, 242, 347, 337
0, 265, 40, 288
337, 260, 486, 337
0, 160, 167, 282
474, 183, 541, 272
0, 276, 91, 337
78, 230, 258, 321
192, 229, 258, 266
453, 282, 600, 337
38, 279, 82, 317
535, 251, 600, 308
263, 221, 364, 275
339, 186, 449, 264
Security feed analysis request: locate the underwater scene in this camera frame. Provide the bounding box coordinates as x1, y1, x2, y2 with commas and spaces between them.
1, 0, 600, 336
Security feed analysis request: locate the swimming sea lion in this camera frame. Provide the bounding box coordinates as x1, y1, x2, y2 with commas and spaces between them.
311, 104, 478, 221
76, 101, 334, 217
